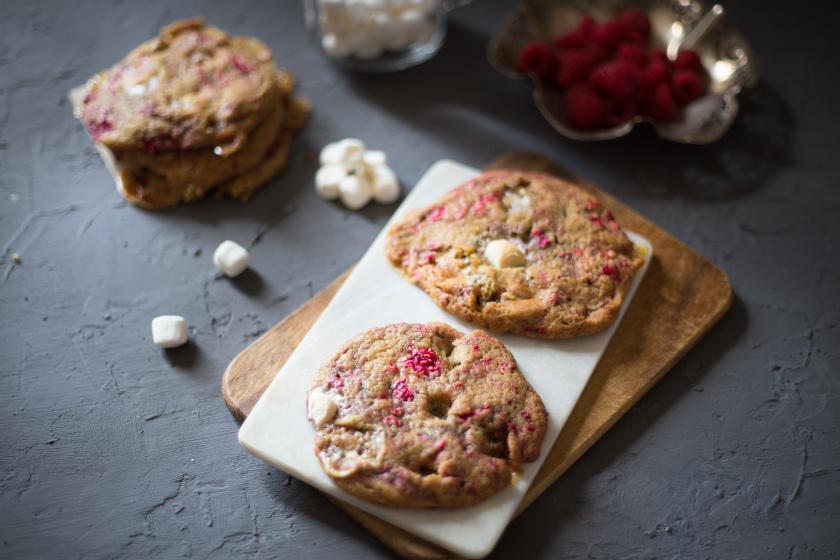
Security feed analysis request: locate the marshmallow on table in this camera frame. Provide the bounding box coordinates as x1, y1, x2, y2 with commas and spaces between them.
315, 163, 346, 200
339, 174, 373, 209
151, 315, 188, 349
371, 164, 400, 203
213, 240, 250, 277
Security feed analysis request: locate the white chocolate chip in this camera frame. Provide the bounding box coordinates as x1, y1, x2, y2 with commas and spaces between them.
212, 240, 250, 277
308, 391, 339, 428
315, 163, 347, 200
339, 173, 373, 209
449, 343, 472, 364
371, 164, 400, 203
484, 239, 526, 268
151, 315, 188, 349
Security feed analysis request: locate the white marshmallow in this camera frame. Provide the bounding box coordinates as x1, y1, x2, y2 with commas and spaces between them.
354, 43, 384, 59
336, 138, 366, 164
151, 315, 188, 349
318, 0, 353, 34
363, 150, 387, 166
398, 9, 425, 39
321, 33, 352, 58
409, 0, 439, 15
319, 142, 343, 165
371, 164, 400, 203
484, 239, 526, 268
315, 163, 347, 200
308, 390, 339, 428
370, 12, 401, 50
339, 174, 373, 209
212, 240, 250, 277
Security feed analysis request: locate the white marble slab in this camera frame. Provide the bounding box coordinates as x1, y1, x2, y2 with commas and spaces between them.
239, 160, 652, 558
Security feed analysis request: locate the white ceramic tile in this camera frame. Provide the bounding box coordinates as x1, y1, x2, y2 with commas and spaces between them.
239, 160, 652, 558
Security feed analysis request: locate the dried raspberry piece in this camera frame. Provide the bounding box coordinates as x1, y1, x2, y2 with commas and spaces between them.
642, 82, 678, 121
565, 83, 607, 130
392, 378, 414, 402
329, 374, 344, 390
639, 60, 671, 97
605, 99, 637, 127
230, 54, 255, 74
673, 49, 702, 72
617, 9, 651, 43
555, 45, 607, 88
592, 20, 626, 51
615, 43, 649, 68
589, 61, 638, 101
402, 347, 441, 377
86, 117, 113, 140
426, 206, 446, 222
671, 70, 704, 105
516, 42, 556, 81
553, 15, 596, 49
602, 263, 622, 281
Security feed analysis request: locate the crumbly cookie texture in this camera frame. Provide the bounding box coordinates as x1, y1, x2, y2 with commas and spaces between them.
386, 170, 644, 340
308, 322, 547, 508
80, 18, 282, 153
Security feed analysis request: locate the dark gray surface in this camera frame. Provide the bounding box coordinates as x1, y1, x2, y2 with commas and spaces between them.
1, 1, 838, 558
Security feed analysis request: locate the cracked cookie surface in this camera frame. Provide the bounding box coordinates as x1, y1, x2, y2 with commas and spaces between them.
386, 171, 644, 339
307, 322, 547, 508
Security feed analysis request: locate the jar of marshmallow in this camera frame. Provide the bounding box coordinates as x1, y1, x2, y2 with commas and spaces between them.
304, 0, 468, 71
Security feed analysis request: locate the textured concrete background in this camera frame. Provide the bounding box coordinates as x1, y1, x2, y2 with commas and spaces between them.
1, 0, 838, 558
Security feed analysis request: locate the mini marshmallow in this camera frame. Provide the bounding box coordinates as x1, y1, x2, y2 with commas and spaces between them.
363, 150, 387, 166
319, 142, 344, 165
308, 390, 339, 428
339, 174, 373, 209
213, 240, 250, 277
151, 315, 188, 349
315, 163, 347, 200
335, 138, 366, 164
322, 33, 353, 58
371, 164, 400, 203
484, 239, 526, 268
398, 9, 425, 38
355, 43, 384, 59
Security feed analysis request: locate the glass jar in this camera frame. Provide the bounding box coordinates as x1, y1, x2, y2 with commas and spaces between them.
303, 0, 469, 72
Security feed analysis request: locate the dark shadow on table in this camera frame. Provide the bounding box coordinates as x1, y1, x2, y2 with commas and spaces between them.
488, 294, 749, 559
163, 339, 200, 369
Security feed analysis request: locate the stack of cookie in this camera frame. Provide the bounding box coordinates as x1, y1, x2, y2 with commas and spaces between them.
76, 18, 309, 209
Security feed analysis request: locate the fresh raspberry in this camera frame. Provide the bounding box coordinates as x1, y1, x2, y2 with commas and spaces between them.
605, 99, 637, 127
673, 49, 702, 72
649, 49, 670, 66
671, 70, 704, 104
516, 42, 555, 81
555, 45, 606, 88
554, 15, 596, 49
592, 20, 626, 51
642, 82, 678, 121
617, 9, 651, 42
589, 61, 638, 101
565, 83, 608, 130
638, 60, 670, 96
616, 43, 649, 68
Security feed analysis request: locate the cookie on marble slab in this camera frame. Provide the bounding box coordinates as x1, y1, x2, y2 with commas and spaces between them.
385, 170, 644, 340
307, 322, 547, 508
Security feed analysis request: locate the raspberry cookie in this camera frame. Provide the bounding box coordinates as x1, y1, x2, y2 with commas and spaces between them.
77, 18, 309, 209
386, 171, 644, 339
307, 322, 547, 508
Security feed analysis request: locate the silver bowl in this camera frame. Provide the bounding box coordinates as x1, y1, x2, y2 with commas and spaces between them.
487, 0, 760, 144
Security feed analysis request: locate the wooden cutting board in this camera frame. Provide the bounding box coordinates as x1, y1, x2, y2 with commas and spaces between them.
221, 152, 732, 559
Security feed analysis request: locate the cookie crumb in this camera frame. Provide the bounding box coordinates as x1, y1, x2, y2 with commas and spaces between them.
11, 253, 22, 264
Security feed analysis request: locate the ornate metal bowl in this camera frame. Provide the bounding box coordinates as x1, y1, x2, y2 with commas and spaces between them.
487, 0, 760, 143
